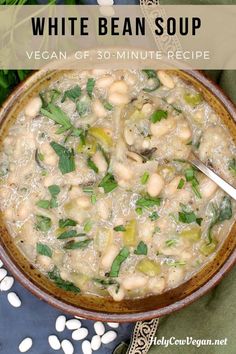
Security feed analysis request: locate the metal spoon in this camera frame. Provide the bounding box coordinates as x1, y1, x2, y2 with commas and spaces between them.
189, 153, 236, 201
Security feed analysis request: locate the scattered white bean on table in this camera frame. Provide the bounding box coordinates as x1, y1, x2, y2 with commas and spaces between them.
107, 322, 119, 329
7, 292, 21, 308
0, 276, 14, 291
91, 335, 101, 351
101, 331, 117, 344
94, 321, 105, 336
66, 319, 81, 330
0, 268, 7, 282
72, 327, 88, 341
82, 340, 92, 354
61, 339, 74, 354
55, 315, 66, 332
48, 335, 61, 351
18, 337, 33, 353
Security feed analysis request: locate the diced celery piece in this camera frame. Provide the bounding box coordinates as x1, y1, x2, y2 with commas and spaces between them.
184, 93, 202, 107
136, 258, 161, 277
123, 219, 137, 247
89, 127, 113, 148
77, 136, 97, 156
180, 227, 201, 242
200, 241, 217, 256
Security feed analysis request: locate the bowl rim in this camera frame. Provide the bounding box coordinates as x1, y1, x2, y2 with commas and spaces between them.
0, 69, 235, 322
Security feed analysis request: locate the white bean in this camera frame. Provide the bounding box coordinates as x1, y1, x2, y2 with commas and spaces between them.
122, 275, 148, 290
72, 327, 88, 341
150, 117, 176, 138
82, 340, 92, 354
66, 319, 81, 330
177, 120, 192, 142
101, 331, 117, 344
141, 103, 153, 116
93, 99, 107, 118
96, 75, 114, 89
7, 292, 21, 308
92, 151, 108, 173
126, 151, 143, 164
124, 127, 134, 146
91, 335, 102, 351
157, 71, 175, 89
167, 267, 184, 288
148, 277, 165, 294
19, 338, 33, 353
0, 276, 14, 291
113, 162, 133, 181
48, 335, 61, 350
24, 96, 42, 118
200, 177, 218, 199
108, 92, 130, 106
109, 80, 128, 94
55, 315, 66, 332
61, 339, 74, 354
107, 322, 119, 328
94, 321, 105, 336
147, 173, 164, 197
101, 244, 119, 270
75, 196, 91, 209
107, 285, 125, 302
0, 268, 7, 281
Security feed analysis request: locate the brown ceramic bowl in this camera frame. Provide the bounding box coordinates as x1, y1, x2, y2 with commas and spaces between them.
0, 69, 235, 322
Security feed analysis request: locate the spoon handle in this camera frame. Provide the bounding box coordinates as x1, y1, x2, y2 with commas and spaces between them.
190, 157, 236, 201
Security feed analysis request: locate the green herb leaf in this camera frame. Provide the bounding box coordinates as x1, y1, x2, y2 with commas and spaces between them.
50, 141, 75, 174
218, 196, 232, 222
141, 172, 149, 185
113, 225, 126, 232
48, 266, 80, 293
93, 278, 119, 287
178, 207, 202, 225
40, 104, 72, 133
87, 158, 98, 173
184, 167, 201, 199
57, 230, 78, 240
177, 178, 185, 189
84, 220, 92, 233
36, 200, 51, 209
48, 185, 60, 198
136, 196, 161, 208
142, 69, 157, 79
59, 218, 77, 228
228, 158, 236, 175
98, 173, 118, 193
103, 101, 113, 111
36, 243, 52, 258
109, 247, 130, 277
91, 194, 97, 204
35, 215, 52, 232
76, 99, 90, 116
64, 239, 92, 250
149, 211, 159, 221
86, 78, 95, 98
134, 241, 148, 255
165, 239, 177, 247
61, 85, 81, 103
150, 110, 168, 123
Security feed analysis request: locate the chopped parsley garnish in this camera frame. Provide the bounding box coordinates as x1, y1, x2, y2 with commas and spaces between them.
136, 196, 161, 208
134, 241, 148, 255
141, 172, 149, 185
35, 215, 52, 232
57, 230, 79, 240
40, 103, 72, 134
150, 110, 168, 124
36, 184, 60, 209
178, 205, 202, 226
76, 97, 90, 116
93, 278, 119, 287
113, 225, 126, 232
177, 178, 185, 189
36, 243, 52, 258
149, 211, 159, 221
103, 101, 113, 111
109, 247, 130, 278
98, 173, 118, 193
142, 70, 161, 92
184, 167, 201, 198
165, 239, 177, 247
142, 69, 157, 79
59, 218, 77, 228
50, 141, 75, 174
61, 85, 81, 103
86, 78, 95, 98
87, 158, 98, 173
48, 266, 80, 293
64, 239, 92, 250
